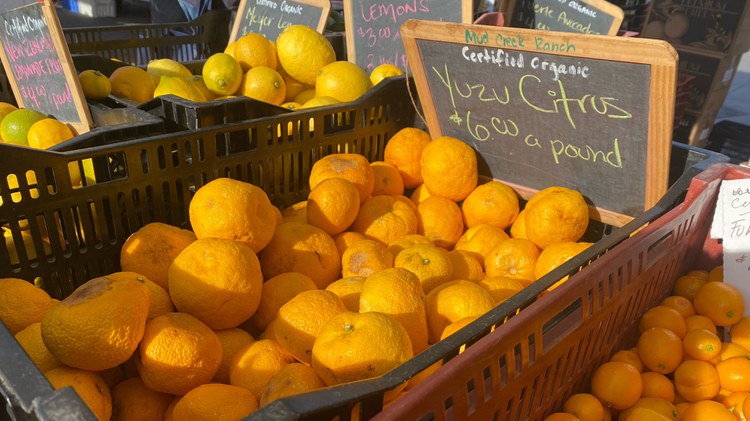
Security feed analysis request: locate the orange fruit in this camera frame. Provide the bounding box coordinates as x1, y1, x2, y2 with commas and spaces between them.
41, 275, 150, 371
420, 136, 478, 202
674, 359, 721, 402
425, 280, 495, 343
213, 328, 255, 384
26, 118, 75, 149
477, 276, 526, 303
341, 238, 394, 278
686, 270, 709, 280
683, 328, 722, 361
693, 281, 745, 327
311, 311, 413, 393
394, 243, 454, 294
107, 271, 174, 320
371, 161, 405, 196
722, 391, 749, 419
610, 349, 644, 373
352, 195, 418, 245
229, 338, 296, 400
461, 180, 519, 229
544, 414, 582, 421
325, 276, 366, 312
333, 231, 368, 256
682, 399, 736, 421
708, 265, 724, 282
534, 241, 592, 280
109, 65, 156, 104
685, 314, 718, 335
660, 295, 696, 319
309, 154, 374, 205
563, 393, 605, 421
523, 187, 589, 249
590, 361, 643, 410
673, 274, 707, 301
232, 33, 277, 71
168, 238, 262, 330
259, 362, 326, 407
510, 209, 528, 239
453, 224, 510, 267
440, 315, 478, 341
136, 312, 223, 395
484, 238, 540, 281
637, 327, 683, 374
272, 289, 347, 364
14, 322, 62, 373
110, 377, 173, 421
717, 357, 750, 393
719, 342, 749, 362
410, 183, 432, 205
731, 317, 750, 351
360, 267, 428, 354
387, 233, 432, 258
416, 196, 464, 248
249, 272, 318, 332
189, 178, 277, 253
172, 383, 258, 420
281, 201, 307, 224
447, 249, 485, 282
639, 305, 688, 338
384, 127, 431, 189
45, 366, 112, 421
0, 277, 56, 334
306, 177, 360, 236
618, 397, 678, 421
260, 222, 341, 289
641, 371, 675, 402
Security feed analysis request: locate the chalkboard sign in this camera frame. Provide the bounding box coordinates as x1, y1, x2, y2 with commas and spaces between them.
402, 20, 677, 226
344, 0, 472, 72
506, 0, 624, 36
0, 1, 91, 134
229, 0, 330, 43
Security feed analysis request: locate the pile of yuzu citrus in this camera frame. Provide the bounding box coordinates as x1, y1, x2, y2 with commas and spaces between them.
2, 126, 594, 419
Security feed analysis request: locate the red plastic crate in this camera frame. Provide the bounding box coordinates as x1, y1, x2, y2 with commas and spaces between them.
376, 162, 740, 420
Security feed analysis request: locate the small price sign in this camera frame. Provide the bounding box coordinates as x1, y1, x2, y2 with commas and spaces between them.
714, 178, 750, 311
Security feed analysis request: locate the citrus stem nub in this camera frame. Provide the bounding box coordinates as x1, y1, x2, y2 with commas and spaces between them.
344, 323, 354, 333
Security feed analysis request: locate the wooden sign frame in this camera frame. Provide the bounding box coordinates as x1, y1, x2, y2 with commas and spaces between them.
343, 0, 473, 72
0, 0, 92, 135
229, 0, 330, 43
505, 0, 624, 36
401, 19, 677, 226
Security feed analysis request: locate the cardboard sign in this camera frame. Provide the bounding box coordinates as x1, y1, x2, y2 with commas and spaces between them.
229, 0, 330, 43
402, 20, 677, 226
344, 0, 472, 72
505, 0, 624, 36
0, 1, 91, 134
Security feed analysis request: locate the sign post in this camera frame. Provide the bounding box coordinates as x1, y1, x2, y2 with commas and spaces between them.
402, 20, 677, 226
344, 0, 472, 73
229, 0, 331, 43
504, 0, 624, 36
0, 0, 92, 134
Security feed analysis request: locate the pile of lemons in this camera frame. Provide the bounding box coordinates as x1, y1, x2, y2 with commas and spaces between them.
90, 25, 403, 110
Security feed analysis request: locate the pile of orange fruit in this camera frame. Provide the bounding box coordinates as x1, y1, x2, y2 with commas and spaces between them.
1, 127, 595, 420
545, 266, 750, 421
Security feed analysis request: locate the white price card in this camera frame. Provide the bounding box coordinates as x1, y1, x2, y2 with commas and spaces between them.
719, 179, 750, 309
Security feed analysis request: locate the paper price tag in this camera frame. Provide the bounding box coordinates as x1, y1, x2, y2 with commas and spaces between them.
719, 179, 750, 311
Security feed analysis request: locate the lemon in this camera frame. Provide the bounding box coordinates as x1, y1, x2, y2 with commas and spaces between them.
316, 61, 371, 103
370, 63, 404, 85
202, 53, 243, 96
78, 70, 112, 100
302, 96, 340, 108
0, 109, 47, 146
0, 102, 18, 124
109, 66, 156, 104
190, 75, 217, 101
232, 33, 277, 72
276, 25, 336, 85
27, 118, 75, 149
241, 66, 286, 105
224, 41, 237, 57
293, 88, 317, 105
147, 58, 193, 80
154, 76, 207, 102
281, 69, 310, 103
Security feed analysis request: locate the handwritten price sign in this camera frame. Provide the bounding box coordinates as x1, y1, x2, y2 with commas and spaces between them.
716, 179, 750, 314
402, 20, 677, 226
507, 0, 624, 36
0, 1, 91, 133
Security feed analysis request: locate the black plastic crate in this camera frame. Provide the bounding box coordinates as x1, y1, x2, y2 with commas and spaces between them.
705, 120, 750, 164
